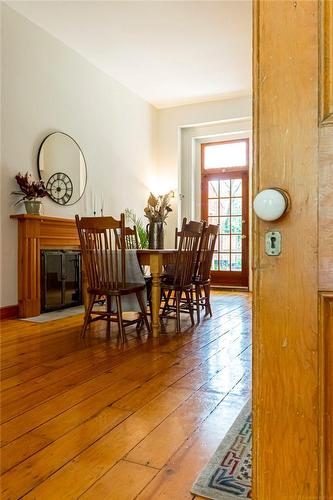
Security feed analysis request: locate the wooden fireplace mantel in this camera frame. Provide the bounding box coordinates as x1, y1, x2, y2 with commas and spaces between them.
11, 214, 81, 318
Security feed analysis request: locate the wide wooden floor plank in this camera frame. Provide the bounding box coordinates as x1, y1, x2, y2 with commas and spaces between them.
80, 460, 158, 500
0, 291, 251, 500
136, 393, 249, 500
1, 407, 130, 499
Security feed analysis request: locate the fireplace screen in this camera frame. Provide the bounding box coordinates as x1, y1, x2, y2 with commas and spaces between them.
41, 250, 82, 312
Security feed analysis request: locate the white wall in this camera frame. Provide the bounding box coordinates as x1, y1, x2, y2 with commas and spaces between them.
155, 97, 251, 246
0, 4, 157, 308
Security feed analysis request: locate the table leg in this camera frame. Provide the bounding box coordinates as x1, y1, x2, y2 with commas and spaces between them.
150, 253, 162, 337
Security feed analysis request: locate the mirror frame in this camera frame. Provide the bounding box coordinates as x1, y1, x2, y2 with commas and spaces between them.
37, 131, 87, 206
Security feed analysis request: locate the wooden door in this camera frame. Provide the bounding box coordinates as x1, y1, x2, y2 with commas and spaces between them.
253, 0, 333, 497
201, 170, 249, 287
201, 139, 249, 288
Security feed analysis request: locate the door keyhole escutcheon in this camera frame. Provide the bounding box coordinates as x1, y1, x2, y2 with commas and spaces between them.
265, 231, 281, 256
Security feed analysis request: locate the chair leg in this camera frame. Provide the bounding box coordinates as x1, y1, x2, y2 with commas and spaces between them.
81, 294, 95, 338
136, 291, 151, 334
146, 279, 152, 313
185, 290, 195, 326
162, 289, 172, 316
199, 287, 204, 309
195, 284, 201, 324
175, 290, 181, 333
106, 296, 111, 338
204, 284, 212, 317
115, 296, 125, 343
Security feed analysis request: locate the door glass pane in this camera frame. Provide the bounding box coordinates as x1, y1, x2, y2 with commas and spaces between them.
231, 216, 242, 234
212, 253, 219, 270
220, 235, 230, 252
208, 216, 219, 226
204, 141, 248, 169
220, 198, 230, 216
231, 235, 242, 252
208, 199, 218, 216
231, 253, 242, 271
220, 179, 230, 197
220, 253, 230, 271
231, 178, 242, 196
231, 197, 242, 215
220, 217, 231, 234
208, 180, 219, 198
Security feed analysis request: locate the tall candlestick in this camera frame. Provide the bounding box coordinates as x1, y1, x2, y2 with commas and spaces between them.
93, 192, 96, 216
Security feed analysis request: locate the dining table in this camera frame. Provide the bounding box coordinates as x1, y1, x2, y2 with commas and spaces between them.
136, 249, 177, 337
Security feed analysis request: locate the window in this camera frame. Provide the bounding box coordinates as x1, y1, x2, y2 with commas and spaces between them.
203, 139, 248, 170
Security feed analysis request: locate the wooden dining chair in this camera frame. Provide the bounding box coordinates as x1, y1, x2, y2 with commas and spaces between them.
161, 218, 203, 332
75, 214, 150, 341
193, 223, 219, 323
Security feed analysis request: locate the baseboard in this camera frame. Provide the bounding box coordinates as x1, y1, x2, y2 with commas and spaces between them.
211, 286, 250, 292
0, 304, 19, 320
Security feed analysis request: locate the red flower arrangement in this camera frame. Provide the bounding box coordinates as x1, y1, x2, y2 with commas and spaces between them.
12, 172, 48, 204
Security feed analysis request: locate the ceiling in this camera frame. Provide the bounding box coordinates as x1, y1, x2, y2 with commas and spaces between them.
8, 1, 252, 108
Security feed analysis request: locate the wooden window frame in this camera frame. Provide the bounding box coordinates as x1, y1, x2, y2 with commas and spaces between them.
201, 138, 250, 174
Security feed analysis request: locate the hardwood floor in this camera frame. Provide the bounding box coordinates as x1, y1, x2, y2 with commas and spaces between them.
0, 291, 251, 499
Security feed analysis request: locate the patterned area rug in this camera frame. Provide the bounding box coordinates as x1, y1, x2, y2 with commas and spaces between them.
191, 400, 252, 499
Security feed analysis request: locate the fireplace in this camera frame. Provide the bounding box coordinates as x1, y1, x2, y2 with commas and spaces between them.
41, 250, 82, 312
11, 214, 85, 318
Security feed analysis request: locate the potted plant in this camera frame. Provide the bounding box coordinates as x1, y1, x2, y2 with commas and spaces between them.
124, 208, 149, 248
144, 191, 174, 249
12, 172, 48, 215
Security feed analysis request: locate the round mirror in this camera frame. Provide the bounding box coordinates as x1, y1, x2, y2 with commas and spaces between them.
37, 132, 87, 206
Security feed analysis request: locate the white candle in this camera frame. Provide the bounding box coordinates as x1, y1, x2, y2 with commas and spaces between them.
101, 192, 104, 216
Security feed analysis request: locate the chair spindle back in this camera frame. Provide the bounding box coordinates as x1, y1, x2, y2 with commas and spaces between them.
173, 218, 203, 287
116, 226, 140, 249
174, 227, 182, 249
75, 214, 126, 290
195, 224, 219, 282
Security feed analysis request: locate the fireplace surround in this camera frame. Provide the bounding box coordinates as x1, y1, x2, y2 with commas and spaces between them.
11, 214, 84, 317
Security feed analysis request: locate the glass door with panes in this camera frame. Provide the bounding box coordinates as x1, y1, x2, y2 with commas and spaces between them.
201, 139, 249, 287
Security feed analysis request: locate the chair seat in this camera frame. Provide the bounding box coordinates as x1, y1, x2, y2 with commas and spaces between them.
193, 276, 210, 286
161, 278, 192, 292
88, 282, 146, 296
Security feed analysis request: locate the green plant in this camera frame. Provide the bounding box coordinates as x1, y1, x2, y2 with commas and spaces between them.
124, 208, 149, 249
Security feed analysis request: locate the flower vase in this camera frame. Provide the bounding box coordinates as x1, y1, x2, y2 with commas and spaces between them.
147, 222, 164, 249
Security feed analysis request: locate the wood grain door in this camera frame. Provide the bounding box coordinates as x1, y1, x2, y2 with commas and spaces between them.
252, 0, 333, 498
201, 170, 249, 287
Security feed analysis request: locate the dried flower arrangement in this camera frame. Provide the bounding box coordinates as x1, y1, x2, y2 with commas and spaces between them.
12, 172, 48, 204
144, 191, 174, 224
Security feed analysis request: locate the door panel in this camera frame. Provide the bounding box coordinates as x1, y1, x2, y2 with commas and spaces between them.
253, 1, 319, 498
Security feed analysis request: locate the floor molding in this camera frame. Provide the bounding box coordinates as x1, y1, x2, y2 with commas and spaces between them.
0, 304, 19, 320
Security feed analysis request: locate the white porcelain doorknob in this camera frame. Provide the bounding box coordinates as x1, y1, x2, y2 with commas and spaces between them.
253, 188, 289, 221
